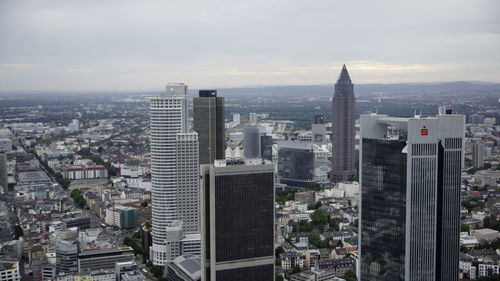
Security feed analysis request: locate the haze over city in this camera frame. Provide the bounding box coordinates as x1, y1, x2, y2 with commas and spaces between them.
1, 0, 499, 91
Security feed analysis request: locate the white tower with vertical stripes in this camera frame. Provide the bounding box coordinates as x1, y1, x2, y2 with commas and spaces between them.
146, 83, 200, 265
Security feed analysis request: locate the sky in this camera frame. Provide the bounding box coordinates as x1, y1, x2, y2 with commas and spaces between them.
0, 0, 499, 91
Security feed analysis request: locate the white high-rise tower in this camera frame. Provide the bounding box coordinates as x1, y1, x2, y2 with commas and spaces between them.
146, 83, 200, 265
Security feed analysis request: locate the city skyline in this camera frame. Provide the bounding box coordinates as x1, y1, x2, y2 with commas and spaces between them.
1, 0, 499, 91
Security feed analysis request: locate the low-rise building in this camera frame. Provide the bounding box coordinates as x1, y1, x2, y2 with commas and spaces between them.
77, 247, 134, 273
0, 261, 20, 281
280, 252, 304, 270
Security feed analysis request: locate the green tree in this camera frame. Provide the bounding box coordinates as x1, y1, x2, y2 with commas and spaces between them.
14, 225, 24, 239
477, 274, 500, 281
311, 209, 329, 227
276, 274, 284, 281
343, 270, 357, 281
461, 224, 470, 233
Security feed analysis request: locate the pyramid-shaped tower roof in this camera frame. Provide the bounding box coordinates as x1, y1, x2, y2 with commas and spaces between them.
337, 64, 352, 84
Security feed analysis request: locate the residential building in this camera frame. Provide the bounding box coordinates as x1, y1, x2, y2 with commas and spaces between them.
331, 65, 356, 183
200, 159, 275, 281
280, 252, 304, 271
468, 114, 484, 125
249, 112, 258, 124
0, 261, 20, 281
146, 84, 200, 265
193, 90, 225, 165
359, 113, 464, 280
316, 259, 355, 277
290, 269, 337, 281
59, 165, 108, 180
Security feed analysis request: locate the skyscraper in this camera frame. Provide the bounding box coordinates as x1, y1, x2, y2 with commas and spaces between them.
243, 125, 261, 158
331, 65, 356, 183
0, 149, 7, 192
200, 159, 275, 281
472, 142, 485, 168
193, 90, 225, 165
146, 84, 200, 265
359, 112, 464, 281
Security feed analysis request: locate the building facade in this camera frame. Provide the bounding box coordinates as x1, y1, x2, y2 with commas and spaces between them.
472, 142, 485, 168
200, 159, 275, 281
359, 113, 464, 281
56, 240, 79, 274
193, 90, 225, 165
0, 261, 20, 281
278, 141, 330, 187
0, 149, 7, 192
77, 247, 134, 273
331, 65, 356, 183
146, 84, 200, 265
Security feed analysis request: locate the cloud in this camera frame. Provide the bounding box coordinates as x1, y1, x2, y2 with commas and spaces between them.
0, 0, 499, 91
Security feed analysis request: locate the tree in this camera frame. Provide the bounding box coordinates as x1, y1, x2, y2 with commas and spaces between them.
276, 274, 284, 281
14, 225, 24, 239
290, 265, 301, 274
343, 270, 357, 281
311, 209, 329, 227
309, 233, 322, 248
461, 224, 470, 233
141, 200, 148, 207
275, 246, 285, 258
477, 274, 500, 281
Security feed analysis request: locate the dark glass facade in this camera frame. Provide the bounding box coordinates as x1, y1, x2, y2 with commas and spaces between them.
193, 91, 225, 165
331, 65, 356, 182
437, 138, 462, 281
201, 165, 274, 281
243, 126, 261, 158
360, 139, 407, 281
216, 264, 274, 281
278, 146, 314, 187
260, 135, 273, 161
215, 172, 274, 262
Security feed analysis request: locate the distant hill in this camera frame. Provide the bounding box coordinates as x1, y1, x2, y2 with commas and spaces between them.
214, 81, 500, 97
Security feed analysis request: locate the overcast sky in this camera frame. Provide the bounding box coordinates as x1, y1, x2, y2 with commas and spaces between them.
1, 0, 499, 91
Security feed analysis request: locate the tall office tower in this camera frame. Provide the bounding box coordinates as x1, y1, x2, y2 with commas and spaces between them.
244, 125, 261, 158
472, 142, 485, 168
243, 126, 272, 161
193, 90, 225, 165
312, 115, 327, 144
359, 113, 464, 281
200, 159, 275, 281
146, 84, 201, 265
331, 65, 356, 183
0, 149, 7, 192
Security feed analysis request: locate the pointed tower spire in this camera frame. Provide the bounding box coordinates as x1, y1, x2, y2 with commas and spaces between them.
337, 64, 352, 84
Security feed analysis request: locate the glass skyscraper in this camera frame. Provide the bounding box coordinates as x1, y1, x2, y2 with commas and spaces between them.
331, 65, 356, 183
359, 112, 464, 281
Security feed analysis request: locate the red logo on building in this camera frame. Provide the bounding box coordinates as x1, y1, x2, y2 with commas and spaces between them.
421, 126, 429, 136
